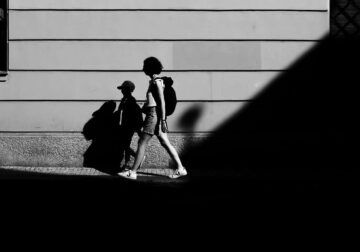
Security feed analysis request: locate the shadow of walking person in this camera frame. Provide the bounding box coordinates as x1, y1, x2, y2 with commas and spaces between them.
176, 104, 204, 132
82, 100, 123, 175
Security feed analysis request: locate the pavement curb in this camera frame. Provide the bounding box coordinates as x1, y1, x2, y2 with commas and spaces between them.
0, 166, 175, 177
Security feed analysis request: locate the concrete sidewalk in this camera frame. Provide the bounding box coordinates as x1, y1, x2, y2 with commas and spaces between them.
0, 165, 240, 209
1, 165, 359, 213
2, 165, 357, 194
0, 165, 190, 184
0, 165, 173, 177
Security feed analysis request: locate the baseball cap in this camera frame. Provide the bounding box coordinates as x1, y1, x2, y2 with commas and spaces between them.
117, 80, 135, 92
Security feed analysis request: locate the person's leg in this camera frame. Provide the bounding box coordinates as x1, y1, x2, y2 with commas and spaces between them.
157, 131, 187, 178
131, 132, 152, 172
123, 133, 136, 167
124, 147, 133, 169
117, 132, 151, 179
124, 147, 136, 163
157, 130, 184, 170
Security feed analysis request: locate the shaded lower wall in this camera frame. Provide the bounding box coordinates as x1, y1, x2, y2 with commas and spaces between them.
0, 133, 207, 169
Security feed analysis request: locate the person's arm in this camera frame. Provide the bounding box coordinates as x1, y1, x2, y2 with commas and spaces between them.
154, 79, 168, 133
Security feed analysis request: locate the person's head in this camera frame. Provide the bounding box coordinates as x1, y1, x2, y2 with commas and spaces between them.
143, 57, 163, 76
117, 80, 135, 96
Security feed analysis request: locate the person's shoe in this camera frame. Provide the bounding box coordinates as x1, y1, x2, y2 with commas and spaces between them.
169, 167, 187, 179
118, 170, 137, 180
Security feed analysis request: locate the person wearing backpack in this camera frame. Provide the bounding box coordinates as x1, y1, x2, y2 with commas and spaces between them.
117, 57, 187, 180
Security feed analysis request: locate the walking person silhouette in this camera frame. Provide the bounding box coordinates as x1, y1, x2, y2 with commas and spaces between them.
115, 80, 143, 171
118, 57, 187, 180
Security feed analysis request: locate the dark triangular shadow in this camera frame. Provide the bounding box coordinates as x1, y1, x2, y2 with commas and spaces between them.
182, 35, 359, 181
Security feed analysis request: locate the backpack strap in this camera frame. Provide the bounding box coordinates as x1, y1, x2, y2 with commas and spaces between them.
152, 77, 165, 90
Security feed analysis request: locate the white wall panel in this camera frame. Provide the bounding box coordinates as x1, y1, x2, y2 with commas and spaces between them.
10, 0, 329, 10
9, 11, 329, 40
4, 1, 329, 137
0, 101, 247, 133
261, 42, 316, 69
9, 41, 317, 70
1, 71, 279, 101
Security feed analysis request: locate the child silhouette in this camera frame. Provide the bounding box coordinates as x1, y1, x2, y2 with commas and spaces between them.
115, 81, 143, 170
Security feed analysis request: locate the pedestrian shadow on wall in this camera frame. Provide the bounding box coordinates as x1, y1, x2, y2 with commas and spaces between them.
176, 104, 204, 132
82, 100, 123, 175
181, 35, 360, 184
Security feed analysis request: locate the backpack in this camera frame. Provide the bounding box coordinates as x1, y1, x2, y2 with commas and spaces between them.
156, 76, 177, 117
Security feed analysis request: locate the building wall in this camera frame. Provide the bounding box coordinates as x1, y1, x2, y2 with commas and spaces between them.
0, 0, 329, 168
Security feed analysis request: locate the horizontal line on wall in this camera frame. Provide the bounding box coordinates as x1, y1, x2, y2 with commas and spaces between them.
0, 99, 248, 102
9, 9, 328, 12
0, 131, 84, 134
9, 39, 322, 42
0, 131, 213, 134
9, 69, 286, 73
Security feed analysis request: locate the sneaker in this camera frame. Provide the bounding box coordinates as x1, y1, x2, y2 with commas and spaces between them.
169, 167, 187, 179
118, 170, 137, 180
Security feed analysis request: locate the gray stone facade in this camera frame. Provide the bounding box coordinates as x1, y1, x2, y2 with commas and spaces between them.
0, 133, 208, 168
